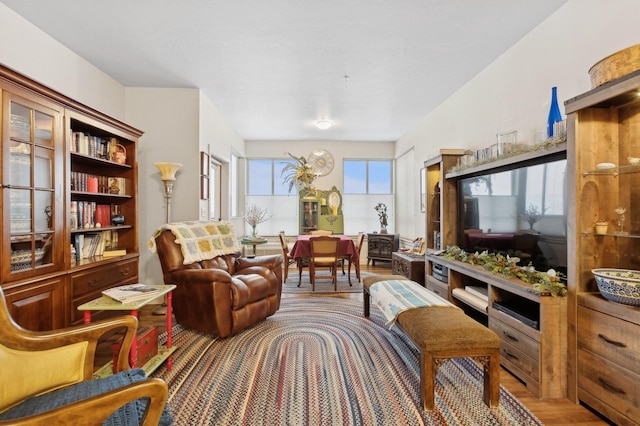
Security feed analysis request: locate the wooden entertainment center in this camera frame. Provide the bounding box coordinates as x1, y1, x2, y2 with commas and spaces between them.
424, 145, 569, 399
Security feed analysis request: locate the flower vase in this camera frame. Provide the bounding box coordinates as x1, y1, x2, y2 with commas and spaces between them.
251, 225, 258, 239
547, 86, 562, 138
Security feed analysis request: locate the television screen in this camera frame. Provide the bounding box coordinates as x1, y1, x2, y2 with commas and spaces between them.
457, 159, 567, 276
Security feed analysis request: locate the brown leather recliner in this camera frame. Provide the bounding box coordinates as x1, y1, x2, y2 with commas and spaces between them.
154, 229, 283, 338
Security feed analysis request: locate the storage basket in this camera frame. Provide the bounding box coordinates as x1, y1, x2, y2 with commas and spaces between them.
588, 44, 640, 88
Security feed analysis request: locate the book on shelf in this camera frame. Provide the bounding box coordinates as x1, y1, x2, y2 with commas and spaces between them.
102, 249, 127, 257
102, 284, 162, 304
464, 285, 489, 301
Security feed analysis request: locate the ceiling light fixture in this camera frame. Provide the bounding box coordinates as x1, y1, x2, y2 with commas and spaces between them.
315, 119, 333, 130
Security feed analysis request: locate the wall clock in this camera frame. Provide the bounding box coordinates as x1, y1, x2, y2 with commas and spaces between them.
308, 149, 334, 176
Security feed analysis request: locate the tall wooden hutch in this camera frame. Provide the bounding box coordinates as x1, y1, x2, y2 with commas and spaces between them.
566, 68, 640, 425
1, 66, 141, 331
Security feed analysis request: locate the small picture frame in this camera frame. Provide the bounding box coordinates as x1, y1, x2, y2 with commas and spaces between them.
410, 237, 425, 255
200, 152, 209, 177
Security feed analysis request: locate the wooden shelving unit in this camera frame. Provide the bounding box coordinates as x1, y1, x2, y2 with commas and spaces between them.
0, 65, 142, 330
566, 68, 640, 425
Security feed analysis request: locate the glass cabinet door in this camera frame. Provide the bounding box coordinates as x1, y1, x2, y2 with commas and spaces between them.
3, 94, 61, 278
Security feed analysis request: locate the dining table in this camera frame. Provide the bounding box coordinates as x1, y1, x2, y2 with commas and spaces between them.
289, 235, 360, 285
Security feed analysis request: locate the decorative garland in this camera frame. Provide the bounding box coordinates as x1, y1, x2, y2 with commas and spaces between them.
448, 136, 567, 174
442, 246, 567, 297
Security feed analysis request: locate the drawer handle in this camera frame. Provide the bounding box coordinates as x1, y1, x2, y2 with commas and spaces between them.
598, 333, 626, 348
503, 348, 519, 361
120, 268, 130, 277
503, 331, 519, 342
88, 279, 100, 288
598, 377, 626, 395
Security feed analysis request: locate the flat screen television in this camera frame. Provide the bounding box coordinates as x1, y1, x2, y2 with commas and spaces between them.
456, 159, 567, 277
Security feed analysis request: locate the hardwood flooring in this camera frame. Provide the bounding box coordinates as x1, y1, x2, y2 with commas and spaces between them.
105, 264, 611, 426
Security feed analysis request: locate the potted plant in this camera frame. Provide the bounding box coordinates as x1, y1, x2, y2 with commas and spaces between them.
281, 152, 316, 196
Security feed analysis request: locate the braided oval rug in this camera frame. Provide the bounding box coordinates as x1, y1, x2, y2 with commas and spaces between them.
152, 297, 542, 426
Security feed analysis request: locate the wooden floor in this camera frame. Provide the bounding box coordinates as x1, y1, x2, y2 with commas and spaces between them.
108, 264, 611, 426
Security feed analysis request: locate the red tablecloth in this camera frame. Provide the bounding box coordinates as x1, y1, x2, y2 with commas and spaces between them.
290, 235, 359, 263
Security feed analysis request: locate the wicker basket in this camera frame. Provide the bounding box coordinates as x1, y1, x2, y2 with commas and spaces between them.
588, 44, 640, 88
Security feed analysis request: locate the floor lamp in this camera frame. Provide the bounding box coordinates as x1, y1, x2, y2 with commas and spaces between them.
153, 162, 182, 315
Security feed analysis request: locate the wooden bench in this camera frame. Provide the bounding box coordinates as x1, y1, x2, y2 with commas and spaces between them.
363, 274, 501, 411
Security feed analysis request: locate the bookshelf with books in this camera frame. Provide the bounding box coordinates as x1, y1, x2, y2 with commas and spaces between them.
1, 65, 141, 330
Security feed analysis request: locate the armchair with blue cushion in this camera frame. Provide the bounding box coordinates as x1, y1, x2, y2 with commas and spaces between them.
0, 287, 173, 425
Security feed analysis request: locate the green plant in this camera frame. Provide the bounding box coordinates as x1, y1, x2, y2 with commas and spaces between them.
442, 245, 567, 296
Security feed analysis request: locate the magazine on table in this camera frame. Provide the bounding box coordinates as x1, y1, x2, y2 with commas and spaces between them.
102, 284, 162, 304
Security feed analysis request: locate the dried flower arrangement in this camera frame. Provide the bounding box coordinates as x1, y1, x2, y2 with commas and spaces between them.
244, 204, 271, 238
281, 152, 316, 194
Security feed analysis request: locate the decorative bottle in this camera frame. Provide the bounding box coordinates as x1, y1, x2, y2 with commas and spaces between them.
547, 86, 562, 138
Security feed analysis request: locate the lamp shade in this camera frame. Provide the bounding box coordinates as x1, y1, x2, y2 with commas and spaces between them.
154, 162, 182, 181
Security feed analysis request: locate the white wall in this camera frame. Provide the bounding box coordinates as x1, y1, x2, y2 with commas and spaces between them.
125, 88, 201, 286
0, 3, 126, 119
395, 0, 640, 241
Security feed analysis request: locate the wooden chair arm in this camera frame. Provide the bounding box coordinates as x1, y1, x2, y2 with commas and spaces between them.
0, 378, 169, 426
0, 312, 138, 378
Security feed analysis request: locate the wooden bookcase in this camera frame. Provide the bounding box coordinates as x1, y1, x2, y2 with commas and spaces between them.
424, 149, 466, 252
565, 69, 640, 425
0, 65, 142, 330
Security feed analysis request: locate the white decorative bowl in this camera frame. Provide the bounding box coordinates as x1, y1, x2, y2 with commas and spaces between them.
592, 268, 640, 306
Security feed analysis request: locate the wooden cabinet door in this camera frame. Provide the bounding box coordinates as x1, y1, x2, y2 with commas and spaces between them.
2, 275, 67, 331
1, 90, 64, 282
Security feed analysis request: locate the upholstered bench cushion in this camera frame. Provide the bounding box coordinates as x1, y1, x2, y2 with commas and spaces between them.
0, 369, 174, 425
397, 306, 501, 352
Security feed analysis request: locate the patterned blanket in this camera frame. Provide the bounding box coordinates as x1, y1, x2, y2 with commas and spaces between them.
148, 221, 241, 265
370, 279, 456, 327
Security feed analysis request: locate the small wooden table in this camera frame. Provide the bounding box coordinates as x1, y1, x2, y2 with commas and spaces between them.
240, 237, 268, 256
78, 284, 176, 378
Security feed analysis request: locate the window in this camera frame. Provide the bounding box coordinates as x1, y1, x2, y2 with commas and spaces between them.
247, 158, 296, 195
230, 149, 240, 217
245, 157, 298, 235
209, 157, 222, 220
343, 159, 393, 234
344, 160, 392, 194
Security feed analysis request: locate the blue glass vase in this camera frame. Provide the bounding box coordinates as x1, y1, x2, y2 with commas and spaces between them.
547, 86, 562, 138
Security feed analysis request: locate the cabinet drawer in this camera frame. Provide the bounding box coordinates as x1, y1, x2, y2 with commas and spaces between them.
577, 306, 640, 374
499, 338, 539, 381
578, 348, 640, 423
71, 259, 138, 298
426, 279, 448, 300
489, 317, 539, 361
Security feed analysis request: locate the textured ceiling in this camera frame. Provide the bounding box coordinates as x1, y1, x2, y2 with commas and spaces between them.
2, 0, 568, 141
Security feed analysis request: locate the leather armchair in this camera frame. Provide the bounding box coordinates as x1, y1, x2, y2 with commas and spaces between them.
0, 288, 170, 426
154, 229, 283, 338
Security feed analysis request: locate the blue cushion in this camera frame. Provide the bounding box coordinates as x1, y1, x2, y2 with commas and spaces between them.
0, 369, 173, 425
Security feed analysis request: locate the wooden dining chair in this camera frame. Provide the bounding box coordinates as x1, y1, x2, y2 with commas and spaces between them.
278, 231, 295, 282
310, 229, 333, 235
309, 236, 340, 291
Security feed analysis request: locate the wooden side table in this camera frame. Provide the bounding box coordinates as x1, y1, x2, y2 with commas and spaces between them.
78, 284, 176, 378
240, 237, 268, 257
392, 252, 426, 285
